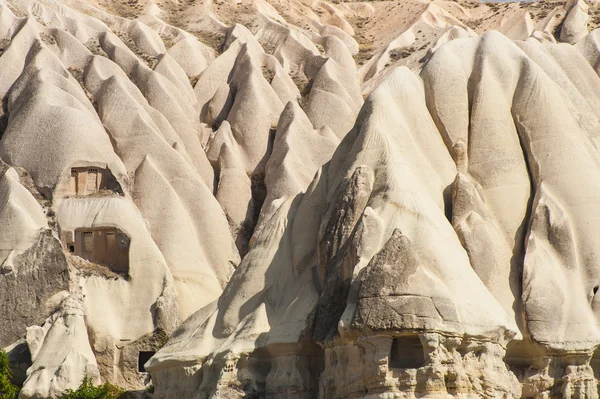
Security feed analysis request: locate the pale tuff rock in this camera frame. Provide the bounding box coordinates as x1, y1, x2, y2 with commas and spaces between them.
0, 164, 48, 264
499, 11, 535, 41
260, 101, 339, 226
133, 155, 232, 321
215, 141, 254, 253
0, 48, 128, 198
310, 65, 519, 397
20, 297, 101, 399
0, 162, 70, 351
54, 196, 177, 338
0, 0, 235, 392
523, 185, 600, 350
152, 26, 600, 397
302, 35, 363, 138
0, 229, 69, 347
3, 0, 600, 398
561, 0, 590, 44
350, 230, 508, 337
427, 26, 476, 58
319, 334, 520, 399
314, 165, 376, 341
452, 173, 520, 331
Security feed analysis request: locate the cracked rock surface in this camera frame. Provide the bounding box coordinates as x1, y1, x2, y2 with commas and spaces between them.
2, 0, 600, 397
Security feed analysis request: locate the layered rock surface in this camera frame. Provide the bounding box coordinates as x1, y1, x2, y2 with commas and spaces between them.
2, 0, 600, 398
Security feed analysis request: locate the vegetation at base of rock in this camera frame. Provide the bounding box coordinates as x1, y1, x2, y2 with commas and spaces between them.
0, 349, 18, 399
59, 376, 124, 399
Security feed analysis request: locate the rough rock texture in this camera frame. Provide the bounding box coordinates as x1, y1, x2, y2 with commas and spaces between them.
21, 297, 101, 399
4, 0, 600, 398
0, 229, 69, 348
0, 162, 70, 349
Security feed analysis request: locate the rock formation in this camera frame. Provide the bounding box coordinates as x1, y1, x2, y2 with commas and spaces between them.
2, 0, 600, 397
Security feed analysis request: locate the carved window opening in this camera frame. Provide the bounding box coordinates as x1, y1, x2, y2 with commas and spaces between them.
389, 336, 425, 369
138, 351, 155, 372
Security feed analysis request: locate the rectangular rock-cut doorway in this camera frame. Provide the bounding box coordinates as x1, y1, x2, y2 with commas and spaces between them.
65, 227, 130, 274
138, 351, 156, 373
389, 336, 425, 369
69, 167, 108, 196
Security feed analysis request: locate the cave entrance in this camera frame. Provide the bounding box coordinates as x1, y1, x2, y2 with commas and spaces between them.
138, 351, 156, 372
389, 336, 425, 369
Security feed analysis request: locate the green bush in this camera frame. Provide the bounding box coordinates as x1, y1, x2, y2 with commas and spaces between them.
0, 349, 18, 399
59, 375, 124, 399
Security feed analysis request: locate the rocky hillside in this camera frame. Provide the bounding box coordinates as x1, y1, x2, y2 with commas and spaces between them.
1, 0, 600, 397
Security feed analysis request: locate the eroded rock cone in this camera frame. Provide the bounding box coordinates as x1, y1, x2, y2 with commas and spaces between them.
2, 0, 600, 398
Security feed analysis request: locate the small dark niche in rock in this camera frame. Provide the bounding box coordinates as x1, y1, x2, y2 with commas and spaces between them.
389, 336, 425, 369
138, 351, 156, 372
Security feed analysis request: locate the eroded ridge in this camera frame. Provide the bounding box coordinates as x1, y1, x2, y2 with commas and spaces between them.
1, 0, 600, 398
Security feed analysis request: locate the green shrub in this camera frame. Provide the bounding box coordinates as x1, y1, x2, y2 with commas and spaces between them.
0, 349, 18, 399
59, 375, 124, 399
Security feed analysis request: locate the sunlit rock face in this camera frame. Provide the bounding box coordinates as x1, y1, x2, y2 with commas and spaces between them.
3, 0, 600, 397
